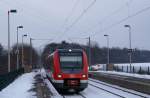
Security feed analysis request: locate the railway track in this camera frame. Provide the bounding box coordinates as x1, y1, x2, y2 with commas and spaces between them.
89, 71, 150, 95
62, 93, 86, 98
89, 83, 125, 98
89, 78, 149, 98
42, 71, 149, 98
97, 72, 150, 85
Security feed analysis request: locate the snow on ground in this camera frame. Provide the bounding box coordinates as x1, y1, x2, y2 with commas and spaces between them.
91, 70, 150, 79
114, 63, 150, 67
1, 68, 149, 98
88, 78, 150, 98
81, 85, 120, 98
90, 63, 150, 71
44, 79, 61, 97
0, 72, 36, 98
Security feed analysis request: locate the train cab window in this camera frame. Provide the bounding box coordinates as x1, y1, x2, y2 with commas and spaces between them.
59, 52, 83, 73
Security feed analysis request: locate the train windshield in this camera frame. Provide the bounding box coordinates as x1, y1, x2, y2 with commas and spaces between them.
59, 52, 83, 73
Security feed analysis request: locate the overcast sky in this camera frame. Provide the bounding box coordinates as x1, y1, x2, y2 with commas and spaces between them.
0, 0, 150, 50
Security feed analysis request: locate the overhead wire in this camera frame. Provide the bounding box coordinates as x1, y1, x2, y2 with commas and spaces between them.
91, 4, 150, 37
67, 37, 88, 49
4, 0, 147, 43
63, 0, 96, 33
56, 0, 96, 41
57, 0, 132, 40
31, 38, 53, 50
68, 37, 88, 43
83, 0, 133, 35
60, 0, 80, 31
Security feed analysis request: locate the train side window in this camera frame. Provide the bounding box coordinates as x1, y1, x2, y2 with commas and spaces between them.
49, 56, 54, 72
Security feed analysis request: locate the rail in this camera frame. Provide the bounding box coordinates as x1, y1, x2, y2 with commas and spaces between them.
89, 78, 148, 98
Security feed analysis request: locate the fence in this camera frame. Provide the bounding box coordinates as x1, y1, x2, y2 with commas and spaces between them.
0, 65, 8, 75
113, 65, 150, 75
0, 68, 24, 91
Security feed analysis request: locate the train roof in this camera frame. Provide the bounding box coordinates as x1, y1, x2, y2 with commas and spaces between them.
47, 49, 84, 57
57, 49, 83, 52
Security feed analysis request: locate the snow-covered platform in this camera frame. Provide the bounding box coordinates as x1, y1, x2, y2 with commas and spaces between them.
0, 72, 36, 98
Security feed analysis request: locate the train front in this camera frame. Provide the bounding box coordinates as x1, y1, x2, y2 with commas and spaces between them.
53, 49, 88, 92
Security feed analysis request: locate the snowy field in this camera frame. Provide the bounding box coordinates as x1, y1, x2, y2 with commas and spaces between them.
114, 63, 150, 73
90, 63, 150, 74
89, 63, 150, 79
90, 70, 150, 79
114, 63, 150, 67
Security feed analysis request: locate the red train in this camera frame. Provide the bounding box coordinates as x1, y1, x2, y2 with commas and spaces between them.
44, 49, 88, 92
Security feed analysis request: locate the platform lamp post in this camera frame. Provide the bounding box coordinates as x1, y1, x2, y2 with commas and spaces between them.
104, 34, 109, 71
30, 38, 33, 69
16, 25, 23, 70
124, 24, 132, 72
22, 34, 27, 69
8, 9, 17, 72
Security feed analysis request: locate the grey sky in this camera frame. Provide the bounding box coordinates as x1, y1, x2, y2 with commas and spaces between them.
0, 0, 150, 50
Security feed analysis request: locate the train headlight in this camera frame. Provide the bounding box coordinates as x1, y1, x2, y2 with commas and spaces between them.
69, 49, 72, 52
82, 74, 86, 78
57, 74, 62, 78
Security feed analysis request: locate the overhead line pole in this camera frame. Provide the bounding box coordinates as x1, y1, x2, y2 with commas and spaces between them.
29, 38, 52, 69
88, 37, 91, 66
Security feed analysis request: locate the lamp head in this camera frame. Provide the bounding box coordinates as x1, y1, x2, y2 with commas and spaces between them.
18, 26, 23, 28
104, 34, 108, 36
124, 25, 130, 28
23, 34, 27, 37
10, 9, 17, 13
